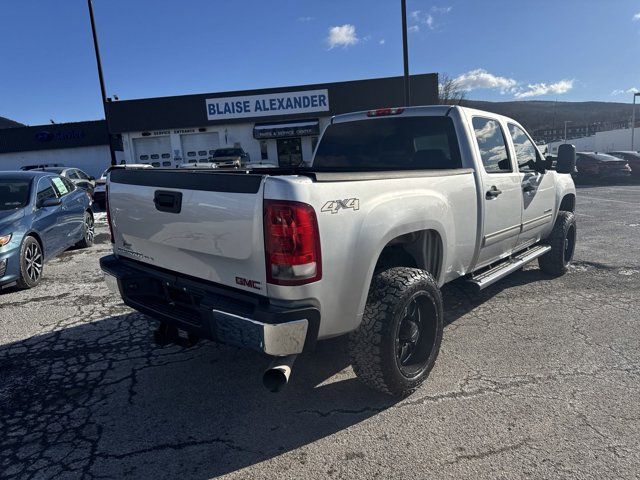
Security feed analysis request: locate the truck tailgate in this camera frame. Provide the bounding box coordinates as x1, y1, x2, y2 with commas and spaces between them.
108, 169, 268, 295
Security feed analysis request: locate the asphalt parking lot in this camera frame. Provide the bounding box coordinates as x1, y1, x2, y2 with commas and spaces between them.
1, 183, 639, 480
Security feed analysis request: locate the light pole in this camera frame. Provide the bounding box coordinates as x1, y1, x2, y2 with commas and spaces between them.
563, 121, 572, 142
87, 0, 116, 166
631, 92, 640, 151
400, 0, 410, 106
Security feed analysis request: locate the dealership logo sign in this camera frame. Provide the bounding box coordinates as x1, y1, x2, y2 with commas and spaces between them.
35, 130, 85, 142
206, 89, 329, 120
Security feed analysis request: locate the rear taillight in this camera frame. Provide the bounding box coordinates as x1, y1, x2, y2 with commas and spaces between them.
264, 200, 322, 286
367, 107, 404, 117
105, 185, 114, 244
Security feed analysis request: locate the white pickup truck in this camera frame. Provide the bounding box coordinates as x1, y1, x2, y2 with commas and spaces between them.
101, 106, 577, 396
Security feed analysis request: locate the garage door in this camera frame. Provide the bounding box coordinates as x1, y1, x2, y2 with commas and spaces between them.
132, 136, 172, 168
181, 132, 220, 164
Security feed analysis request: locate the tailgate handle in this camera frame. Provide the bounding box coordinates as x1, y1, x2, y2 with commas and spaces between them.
153, 190, 182, 213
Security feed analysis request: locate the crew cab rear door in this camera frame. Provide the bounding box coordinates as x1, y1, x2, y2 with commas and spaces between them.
506, 123, 555, 247
470, 116, 523, 267
107, 168, 268, 295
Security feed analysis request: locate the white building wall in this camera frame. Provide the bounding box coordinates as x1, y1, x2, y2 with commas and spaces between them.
121, 116, 332, 167
0, 145, 122, 178
548, 127, 640, 154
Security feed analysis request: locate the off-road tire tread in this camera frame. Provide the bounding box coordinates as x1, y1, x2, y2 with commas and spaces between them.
539, 211, 576, 276
349, 267, 443, 397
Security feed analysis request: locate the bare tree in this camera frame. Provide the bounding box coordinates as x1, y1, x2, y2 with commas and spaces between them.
439, 74, 466, 105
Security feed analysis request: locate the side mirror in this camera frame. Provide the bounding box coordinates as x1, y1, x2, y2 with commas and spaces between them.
556, 144, 576, 174
498, 159, 510, 171
89, 176, 95, 181
39, 198, 62, 208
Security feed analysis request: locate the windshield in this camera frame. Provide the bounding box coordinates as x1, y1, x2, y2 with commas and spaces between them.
313, 116, 462, 171
213, 148, 242, 157
0, 179, 31, 211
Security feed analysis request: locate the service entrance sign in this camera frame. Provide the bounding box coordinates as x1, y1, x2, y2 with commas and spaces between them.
206, 89, 329, 120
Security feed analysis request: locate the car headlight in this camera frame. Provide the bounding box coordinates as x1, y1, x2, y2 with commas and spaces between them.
0, 234, 12, 247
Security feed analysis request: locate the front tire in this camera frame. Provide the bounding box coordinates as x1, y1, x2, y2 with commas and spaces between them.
76, 211, 95, 248
349, 267, 444, 397
539, 211, 576, 276
16, 236, 44, 289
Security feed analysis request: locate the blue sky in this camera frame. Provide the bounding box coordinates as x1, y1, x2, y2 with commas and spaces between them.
1, 0, 639, 125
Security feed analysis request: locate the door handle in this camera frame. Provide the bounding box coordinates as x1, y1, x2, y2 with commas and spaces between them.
486, 186, 502, 199
522, 184, 536, 193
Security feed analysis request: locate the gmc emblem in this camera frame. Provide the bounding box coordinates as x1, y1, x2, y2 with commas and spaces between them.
235, 276, 262, 290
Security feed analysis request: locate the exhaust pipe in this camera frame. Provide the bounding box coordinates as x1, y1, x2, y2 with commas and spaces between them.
263, 354, 298, 392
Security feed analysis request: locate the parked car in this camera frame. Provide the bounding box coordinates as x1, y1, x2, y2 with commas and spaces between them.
0, 171, 94, 290
41, 167, 96, 197
93, 164, 153, 209
574, 152, 631, 181
101, 106, 577, 396
607, 151, 640, 176
20, 163, 65, 171
211, 148, 250, 168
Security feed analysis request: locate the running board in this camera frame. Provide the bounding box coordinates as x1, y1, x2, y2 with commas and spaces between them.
467, 245, 551, 291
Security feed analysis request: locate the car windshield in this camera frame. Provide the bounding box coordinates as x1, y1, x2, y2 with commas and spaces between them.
0, 179, 31, 210
313, 116, 463, 171
213, 148, 242, 157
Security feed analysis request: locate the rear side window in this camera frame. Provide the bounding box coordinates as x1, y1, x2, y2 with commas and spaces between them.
313, 116, 462, 171
472, 117, 512, 173
37, 178, 58, 203
508, 123, 538, 172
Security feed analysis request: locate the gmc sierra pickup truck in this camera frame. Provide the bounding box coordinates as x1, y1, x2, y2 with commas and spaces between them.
101, 106, 578, 396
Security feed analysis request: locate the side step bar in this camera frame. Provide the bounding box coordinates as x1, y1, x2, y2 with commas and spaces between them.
467, 244, 551, 291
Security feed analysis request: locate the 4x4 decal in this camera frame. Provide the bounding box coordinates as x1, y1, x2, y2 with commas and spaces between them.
321, 198, 360, 214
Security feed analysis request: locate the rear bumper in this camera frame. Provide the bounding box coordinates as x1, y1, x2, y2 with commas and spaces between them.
100, 255, 319, 355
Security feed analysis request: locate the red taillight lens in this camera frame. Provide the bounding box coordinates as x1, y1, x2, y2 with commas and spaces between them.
264, 200, 321, 285
367, 107, 405, 117
105, 184, 114, 244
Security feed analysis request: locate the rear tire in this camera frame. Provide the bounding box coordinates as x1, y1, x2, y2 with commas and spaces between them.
16, 236, 43, 289
76, 211, 95, 248
538, 211, 576, 276
349, 267, 444, 397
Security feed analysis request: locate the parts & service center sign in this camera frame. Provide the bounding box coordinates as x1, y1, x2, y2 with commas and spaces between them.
205, 89, 329, 120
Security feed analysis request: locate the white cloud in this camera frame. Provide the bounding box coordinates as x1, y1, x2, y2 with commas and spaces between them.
379, 38, 385, 45
298, 16, 314, 22
431, 6, 453, 13
612, 87, 640, 95
451, 69, 574, 99
326, 24, 359, 49
409, 6, 451, 31
633, 12, 640, 20
425, 14, 435, 30
454, 69, 518, 94
514, 79, 574, 98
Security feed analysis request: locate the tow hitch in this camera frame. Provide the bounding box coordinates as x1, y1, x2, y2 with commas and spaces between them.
153, 323, 200, 348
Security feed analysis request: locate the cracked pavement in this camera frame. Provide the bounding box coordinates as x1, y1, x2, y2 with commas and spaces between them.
1, 184, 639, 479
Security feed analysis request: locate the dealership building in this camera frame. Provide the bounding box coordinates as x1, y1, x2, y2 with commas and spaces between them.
106, 73, 438, 168
0, 74, 438, 174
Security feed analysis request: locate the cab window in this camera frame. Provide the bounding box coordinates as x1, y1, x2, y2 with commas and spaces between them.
508, 124, 538, 173
67, 170, 80, 180
472, 117, 512, 173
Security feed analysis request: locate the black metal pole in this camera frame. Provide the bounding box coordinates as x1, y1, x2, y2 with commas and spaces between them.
401, 0, 410, 106
87, 0, 116, 166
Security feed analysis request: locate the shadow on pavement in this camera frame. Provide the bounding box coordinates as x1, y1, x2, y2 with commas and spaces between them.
0, 267, 550, 479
